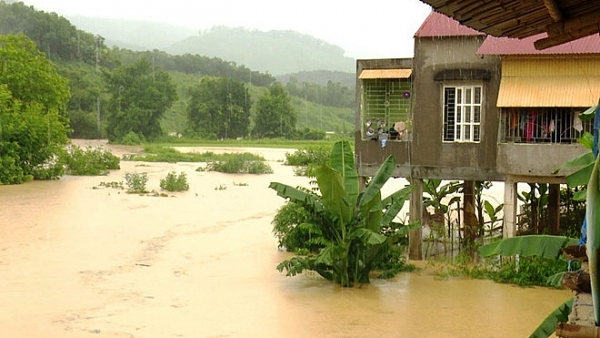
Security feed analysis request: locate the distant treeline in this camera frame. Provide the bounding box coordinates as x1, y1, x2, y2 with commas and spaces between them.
285, 77, 354, 109
112, 49, 275, 87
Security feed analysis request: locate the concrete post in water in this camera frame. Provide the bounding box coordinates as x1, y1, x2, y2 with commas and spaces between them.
503, 178, 517, 238
409, 178, 423, 260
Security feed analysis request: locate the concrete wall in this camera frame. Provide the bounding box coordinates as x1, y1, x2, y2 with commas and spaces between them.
355, 58, 413, 177
497, 143, 589, 181
411, 35, 502, 181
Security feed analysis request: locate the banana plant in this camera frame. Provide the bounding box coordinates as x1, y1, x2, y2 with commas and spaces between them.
269, 140, 414, 287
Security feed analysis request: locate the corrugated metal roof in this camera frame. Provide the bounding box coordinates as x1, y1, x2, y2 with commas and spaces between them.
478, 34, 600, 55
359, 69, 412, 79
414, 11, 484, 38
419, 0, 600, 49
497, 58, 600, 107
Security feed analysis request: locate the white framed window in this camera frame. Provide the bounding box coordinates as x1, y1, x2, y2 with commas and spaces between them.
443, 85, 482, 142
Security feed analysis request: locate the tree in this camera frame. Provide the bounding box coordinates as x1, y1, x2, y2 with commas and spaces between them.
103, 57, 177, 142
0, 2, 108, 65
60, 64, 105, 139
0, 34, 71, 184
270, 141, 414, 286
187, 76, 250, 139
253, 83, 296, 138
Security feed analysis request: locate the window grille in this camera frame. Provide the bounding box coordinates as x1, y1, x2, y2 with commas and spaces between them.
499, 108, 592, 144
443, 85, 482, 143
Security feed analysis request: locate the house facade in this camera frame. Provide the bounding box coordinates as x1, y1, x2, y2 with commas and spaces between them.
355, 12, 598, 259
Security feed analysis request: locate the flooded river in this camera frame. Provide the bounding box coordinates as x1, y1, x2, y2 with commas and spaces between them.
0, 141, 571, 337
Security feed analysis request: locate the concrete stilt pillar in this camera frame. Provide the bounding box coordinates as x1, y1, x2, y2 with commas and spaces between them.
503, 178, 518, 238
409, 178, 423, 260
548, 184, 560, 235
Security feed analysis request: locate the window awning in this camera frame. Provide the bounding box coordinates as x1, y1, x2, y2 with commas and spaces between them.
497, 58, 600, 107
434, 69, 491, 81
359, 69, 412, 79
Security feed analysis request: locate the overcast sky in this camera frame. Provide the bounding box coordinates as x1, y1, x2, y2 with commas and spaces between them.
22, 0, 433, 59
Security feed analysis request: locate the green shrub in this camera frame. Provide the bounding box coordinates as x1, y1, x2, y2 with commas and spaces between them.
285, 146, 330, 177
285, 146, 331, 166
160, 171, 189, 192
125, 172, 148, 194
429, 254, 572, 288
65, 145, 120, 176
119, 131, 144, 145
124, 145, 211, 162
272, 200, 326, 253
203, 153, 273, 174
488, 256, 571, 287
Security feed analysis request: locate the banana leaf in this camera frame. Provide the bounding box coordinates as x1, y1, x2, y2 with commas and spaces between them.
359, 189, 383, 232
329, 140, 359, 207
586, 154, 600, 325
315, 165, 352, 225
349, 228, 387, 245
529, 298, 573, 338
478, 235, 578, 259
358, 155, 396, 208
566, 159, 595, 188
268, 182, 323, 213
546, 272, 566, 289
381, 185, 413, 225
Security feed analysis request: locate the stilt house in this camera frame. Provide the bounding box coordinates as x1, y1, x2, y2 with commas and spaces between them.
355, 11, 599, 259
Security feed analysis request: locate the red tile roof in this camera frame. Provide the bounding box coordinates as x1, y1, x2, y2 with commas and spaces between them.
478, 33, 600, 55
414, 11, 483, 38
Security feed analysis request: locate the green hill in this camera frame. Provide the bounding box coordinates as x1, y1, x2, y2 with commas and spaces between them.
1, 1, 354, 138
165, 26, 355, 75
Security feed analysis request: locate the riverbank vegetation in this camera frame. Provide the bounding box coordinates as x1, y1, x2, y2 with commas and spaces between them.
123, 145, 273, 174
65, 145, 121, 176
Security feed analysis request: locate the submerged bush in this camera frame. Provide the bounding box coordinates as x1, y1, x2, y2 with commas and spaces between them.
272, 199, 326, 253
119, 131, 144, 145
124, 145, 211, 163
160, 171, 189, 191
125, 172, 148, 194
429, 254, 572, 288
202, 152, 273, 174
284, 146, 330, 166
284, 146, 330, 177
65, 145, 120, 176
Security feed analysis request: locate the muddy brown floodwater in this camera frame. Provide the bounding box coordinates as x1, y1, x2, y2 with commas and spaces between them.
0, 140, 572, 337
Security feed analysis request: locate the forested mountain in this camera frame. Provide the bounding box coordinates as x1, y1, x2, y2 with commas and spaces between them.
0, 1, 354, 139
66, 17, 356, 76
67, 16, 197, 52
165, 26, 355, 75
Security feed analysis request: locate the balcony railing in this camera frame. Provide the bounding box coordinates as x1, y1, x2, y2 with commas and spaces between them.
499, 108, 592, 144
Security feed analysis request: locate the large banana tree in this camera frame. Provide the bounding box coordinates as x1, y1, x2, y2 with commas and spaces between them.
269, 140, 414, 287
